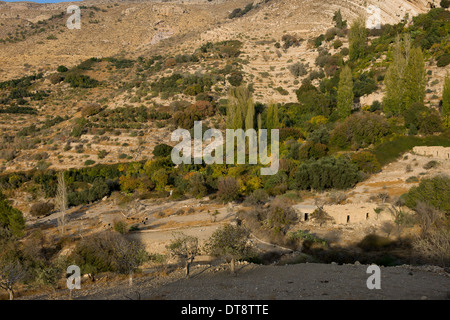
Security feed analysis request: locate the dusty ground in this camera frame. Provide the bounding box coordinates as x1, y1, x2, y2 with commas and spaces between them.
19, 262, 450, 300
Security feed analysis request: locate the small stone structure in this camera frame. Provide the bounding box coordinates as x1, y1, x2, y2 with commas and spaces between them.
322, 203, 385, 225
293, 203, 391, 225
292, 205, 316, 222
412, 146, 450, 160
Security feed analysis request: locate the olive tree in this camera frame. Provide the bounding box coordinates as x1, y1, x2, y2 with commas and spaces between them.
205, 224, 252, 275
0, 228, 26, 300
111, 236, 148, 287
166, 232, 199, 277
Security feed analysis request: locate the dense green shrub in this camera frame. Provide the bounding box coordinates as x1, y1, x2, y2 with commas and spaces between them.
71, 232, 117, 277
151, 73, 214, 96
188, 173, 208, 199
0, 106, 37, 114
173, 101, 215, 129
353, 73, 377, 98
84, 160, 96, 166
330, 112, 391, 149
279, 127, 303, 142
68, 179, 111, 206
290, 157, 361, 191
228, 72, 244, 87
282, 34, 302, 50
307, 126, 330, 145
228, 3, 253, 19
295, 81, 330, 116
437, 54, 450, 67
0, 73, 43, 90
29, 202, 54, 217
297, 141, 328, 160
153, 144, 173, 158
288, 62, 307, 78
113, 220, 128, 234
264, 171, 289, 196
64, 74, 99, 88
0, 192, 25, 237
57, 65, 68, 73
404, 175, 450, 214
351, 151, 381, 174
264, 204, 298, 235
217, 177, 240, 202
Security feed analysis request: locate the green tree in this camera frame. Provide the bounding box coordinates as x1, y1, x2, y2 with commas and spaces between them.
166, 232, 199, 277
245, 98, 255, 131
383, 36, 408, 115
404, 175, 450, 214
111, 236, 148, 287
56, 171, 68, 236
266, 102, 279, 130
204, 224, 252, 275
0, 192, 25, 237
151, 169, 168, 191
442, 72, 450, 127
403, 46, 426, 109
382, 35, 425, 116
153, 143, 173, 158
233, 102, 243, 129
348, 15, 367, 61
333, 9, 347, 29
217, 177, 240, 202
337, 65, 354, 119
351, 151, 381, 174
227, 86, 254, 130
0, 229, 25, 300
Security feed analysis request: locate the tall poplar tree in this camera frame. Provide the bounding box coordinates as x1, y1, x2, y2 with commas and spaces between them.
349, 15, 367, 61
443, 72, 450, 127
266, 102, 279, 130
383, 35, 410, 115
403, 46, 426, 110
227, 86, 254, 130
337, 65, 354, 119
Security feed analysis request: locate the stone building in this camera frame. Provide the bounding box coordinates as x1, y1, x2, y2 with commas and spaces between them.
412, 146, 450, 160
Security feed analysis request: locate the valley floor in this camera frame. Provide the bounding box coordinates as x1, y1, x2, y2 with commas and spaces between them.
19, 262, 450, 300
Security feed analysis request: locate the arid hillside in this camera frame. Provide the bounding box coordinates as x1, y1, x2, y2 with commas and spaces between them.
0, 0, 432, 81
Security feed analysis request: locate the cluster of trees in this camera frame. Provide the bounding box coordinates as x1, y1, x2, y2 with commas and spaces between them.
226, 86, 256, 130
228, 3, 254, 19
0, 192, 25, 237
88, 105, 171, 130
150, 73, 216, 97
173, 100, 215, 129
197, 40, 242, 60
64, 74, 100, 88
383, 35, 426, 116
0, 73, 47, 107
71, 232, 148, 286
